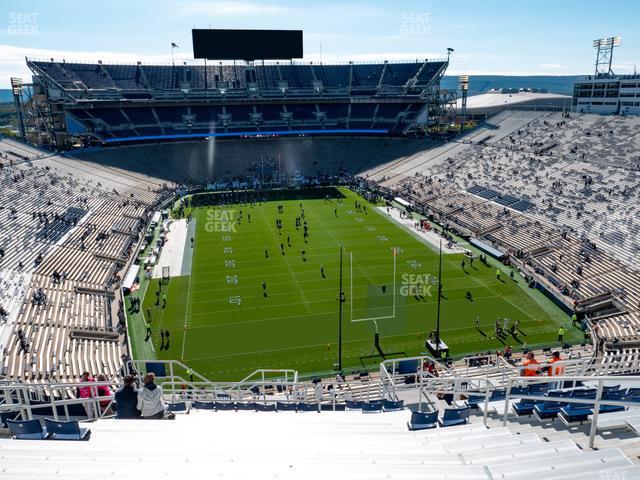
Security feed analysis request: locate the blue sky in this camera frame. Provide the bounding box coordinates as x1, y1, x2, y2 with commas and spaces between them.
0, 0, 639, 87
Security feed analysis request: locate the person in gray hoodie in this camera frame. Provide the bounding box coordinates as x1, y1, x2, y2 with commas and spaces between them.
137, 373, 166, 419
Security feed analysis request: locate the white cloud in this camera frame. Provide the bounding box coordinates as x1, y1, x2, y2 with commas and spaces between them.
612, 61, 639, 72
304, 52, 445, 63
539, 63, 564, 69
176, 1, 288, 16
447, 68, 574, 76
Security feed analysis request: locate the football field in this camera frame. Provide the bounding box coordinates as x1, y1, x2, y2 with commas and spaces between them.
138, 187, 576, 380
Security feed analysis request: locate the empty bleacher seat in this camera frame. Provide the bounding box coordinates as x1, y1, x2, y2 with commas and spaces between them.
6, 419, 48, 440
166, 402, 189, 413
44, 418, 91, 441
276, 401, 297, 412
255, 403, 276, 412
191, 401, 215, 410
345, 400, 364, 410
296, 402, 318, 412
407, 410, 438, 431
439, 406, 470, 427
362, 402, 383, 414
214, 402, 236, 411
382, 400, 404, 412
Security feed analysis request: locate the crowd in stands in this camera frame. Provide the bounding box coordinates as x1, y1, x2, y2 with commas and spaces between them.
0, 138, 173, 383
367, 111, 640, 362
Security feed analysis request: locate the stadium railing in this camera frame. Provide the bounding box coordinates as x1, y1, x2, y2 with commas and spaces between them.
0, 379, 119, 423
381, 369, 640, 449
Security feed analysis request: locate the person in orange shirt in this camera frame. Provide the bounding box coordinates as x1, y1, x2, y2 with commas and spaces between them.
521, 352, 539, 376
547, 351, 565, 377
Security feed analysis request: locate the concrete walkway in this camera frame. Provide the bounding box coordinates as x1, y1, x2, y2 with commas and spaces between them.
377, 206, 465, 254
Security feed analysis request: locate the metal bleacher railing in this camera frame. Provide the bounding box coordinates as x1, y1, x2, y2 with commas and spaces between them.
4, 352, 640, 447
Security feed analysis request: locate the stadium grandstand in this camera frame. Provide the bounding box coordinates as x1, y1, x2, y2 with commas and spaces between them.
23, 58, 450, 148
2, 21, 640, 480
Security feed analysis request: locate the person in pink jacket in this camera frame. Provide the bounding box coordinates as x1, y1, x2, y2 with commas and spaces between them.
78, 371, 96, 418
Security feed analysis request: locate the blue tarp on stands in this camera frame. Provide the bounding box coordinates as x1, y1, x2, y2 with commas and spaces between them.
470, 238, 505, 259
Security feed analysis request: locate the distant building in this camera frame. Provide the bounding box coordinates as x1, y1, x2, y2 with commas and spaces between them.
572, 74, 640, 115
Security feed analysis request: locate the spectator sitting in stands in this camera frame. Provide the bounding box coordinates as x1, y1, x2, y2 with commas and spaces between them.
96, 373, 113, 415
137, 372, 173, 419
78, 371, 96, 418
114, 375, 141, 419
521, 352, 539, 376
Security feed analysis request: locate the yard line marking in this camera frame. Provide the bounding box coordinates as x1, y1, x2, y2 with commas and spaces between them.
183, 290, 514, 329
181, 271, 195, 359
261, 206, 312, 314
182, 313, 554, 364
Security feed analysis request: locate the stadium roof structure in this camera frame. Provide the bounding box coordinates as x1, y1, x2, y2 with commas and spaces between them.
455, 92, 571, 115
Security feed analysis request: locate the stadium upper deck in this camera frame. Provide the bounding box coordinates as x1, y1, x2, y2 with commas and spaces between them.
26, 58, 449, 147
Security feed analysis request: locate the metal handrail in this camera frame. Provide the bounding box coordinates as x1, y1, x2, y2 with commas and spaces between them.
499, 374, 640, 449
0, 380, 119, 422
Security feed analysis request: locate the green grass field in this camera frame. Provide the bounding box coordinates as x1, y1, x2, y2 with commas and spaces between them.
133, 187, 578, 380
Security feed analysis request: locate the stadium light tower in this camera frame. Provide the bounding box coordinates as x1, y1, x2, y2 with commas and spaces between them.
593, 36, 621, 77
10, 78, 26, 140
446, 47, 454, 62
458, 75, 469, 134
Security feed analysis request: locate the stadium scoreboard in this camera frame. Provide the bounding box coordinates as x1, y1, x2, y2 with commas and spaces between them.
192, 29, 303, 61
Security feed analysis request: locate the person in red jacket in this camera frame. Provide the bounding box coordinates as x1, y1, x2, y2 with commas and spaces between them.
96, 373, 113, 415
78, 371, 96, 418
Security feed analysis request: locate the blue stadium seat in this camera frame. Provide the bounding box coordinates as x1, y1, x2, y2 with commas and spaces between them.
255, 403, 276, 412
345, 400, 364, 410
362, 402, 383, 413
468, 389, 507, 408
439, 406, 470, 427
407, 411, 438, 431
236, 402, 256, 411
534, 391, 572, 420
44, 419, 91, 441
529, 383, 551, 395
559, 403, 593, 423
0, 410, 18, 427
509, 386, 530, 396
596, 389, 629, 414
214, 401, 236, 411
512, 397, 539, 416
191, 401, 215, 410
166, 402, 189, 413
296, 403, 319, 412
383, 400, 404, 412
625, 387, 640, 402
6, 419, 48, 440
276, 401, 297, 412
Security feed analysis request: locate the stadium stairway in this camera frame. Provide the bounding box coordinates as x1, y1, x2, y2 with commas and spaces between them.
1, 409, 640, 479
